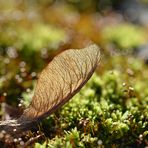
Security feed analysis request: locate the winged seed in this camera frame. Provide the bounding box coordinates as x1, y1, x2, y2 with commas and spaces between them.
0, 44, 100, 135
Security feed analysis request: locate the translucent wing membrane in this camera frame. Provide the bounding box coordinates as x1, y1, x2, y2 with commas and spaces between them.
0, 44, 100, 134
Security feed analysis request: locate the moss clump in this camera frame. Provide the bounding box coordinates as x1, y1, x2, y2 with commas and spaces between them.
22, 57, 147, 147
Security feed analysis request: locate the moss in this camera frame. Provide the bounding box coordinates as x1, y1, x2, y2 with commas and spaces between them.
35, 142, 46, 148
22, 59, 147, 147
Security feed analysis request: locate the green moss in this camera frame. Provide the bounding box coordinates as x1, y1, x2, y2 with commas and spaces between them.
2, 54, 145, 147
21, 88, 34, 107
35, 142, 46, 148
33, 63, 147, 147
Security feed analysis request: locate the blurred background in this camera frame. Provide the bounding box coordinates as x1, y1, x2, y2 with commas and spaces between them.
0, 0, 148, 109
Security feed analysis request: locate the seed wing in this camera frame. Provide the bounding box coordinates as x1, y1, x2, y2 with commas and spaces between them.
21, 44, 100, 121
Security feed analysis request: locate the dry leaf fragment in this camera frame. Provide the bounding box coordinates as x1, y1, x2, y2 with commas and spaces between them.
0, 44, 100, 135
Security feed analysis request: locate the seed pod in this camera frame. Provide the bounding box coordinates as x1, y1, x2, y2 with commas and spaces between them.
0, 44, 100, 135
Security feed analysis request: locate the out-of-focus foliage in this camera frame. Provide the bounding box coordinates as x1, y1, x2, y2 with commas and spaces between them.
18, 24, 67, 50
102, 24, 146, 50
0, 24, 67, 51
